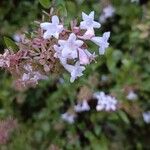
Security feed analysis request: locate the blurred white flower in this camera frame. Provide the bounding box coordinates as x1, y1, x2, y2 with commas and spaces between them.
93, 91, 118, 111
21, 64, 48, 84
74, 100, 90, 112
99, 5, 115, 23
91, 32, 110, 55
40, 15, 63, 39
126, 91, 138, 101
101, 75, 108, 81
58, 78, 65, 84
80, 11, 101, 32
61, 112, 76, 124
143, 111, 150, 124
58, 33, 83, 59
63, 62, 85, 82
131, 0, 139, 3
13, 34, 21, 42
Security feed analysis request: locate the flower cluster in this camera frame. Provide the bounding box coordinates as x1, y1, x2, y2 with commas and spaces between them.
47, 12, 110, 82
74, 100, 90, 112
93, 91, 118, 111
0, 11, 110, 90
61, 91, 118, 124
0, 117, 18, 144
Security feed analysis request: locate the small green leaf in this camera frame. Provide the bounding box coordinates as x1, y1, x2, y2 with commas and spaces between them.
118, 111, 130, 124
39, 0, 51, 9
4, 36, 19, 52
57, 4, 67, 17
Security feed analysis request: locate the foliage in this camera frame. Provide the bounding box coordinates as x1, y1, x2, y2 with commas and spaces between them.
0, 0, 150, 149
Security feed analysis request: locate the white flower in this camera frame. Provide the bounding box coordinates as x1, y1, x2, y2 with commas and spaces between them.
58, 33, 83, 59
61, 112, 76, 124
91, 32, 110, 55
78, 48, 96, 65
74, 100, 90, 112
99, 5, 115, 23
143, 111, 150, 124
94, 91, 118, 111
126, 91, 138, 101
80, 11, 101, 31
101, 75, 108, 81
40, 15, 63, 39
131, 0, 139, 3
63, 61, 85, 82
13, 34, 21, 42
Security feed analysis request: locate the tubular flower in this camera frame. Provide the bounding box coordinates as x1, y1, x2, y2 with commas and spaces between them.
40, 15, 63, 39
91, 32, 110, 55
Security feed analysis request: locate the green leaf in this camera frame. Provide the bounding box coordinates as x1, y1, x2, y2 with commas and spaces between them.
106, 48, 123, 74
57, 4, 67, 17
4, 36, 19, 52
118, 111, 130, 124
39, 0, 51, 9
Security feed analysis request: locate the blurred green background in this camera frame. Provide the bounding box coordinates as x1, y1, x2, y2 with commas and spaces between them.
0, 0, 150, 149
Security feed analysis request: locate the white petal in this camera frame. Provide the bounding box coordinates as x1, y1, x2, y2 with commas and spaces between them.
96, 105, 103, 111
62, 48, 70, 58
82, 12, 88, 20
63, 64, 74, 73
93, 21, 101, 28
43, 31, 52, 39
75, 40, 83, 47
52, 15, 59, 24
103, 32, 110, 41
53, 32, 59, 39
58, 25, 64, 32
91, 36, 101, 46
40, 22, 51, 30
99, 47, 105, 55
58, 40, 66, 46
80, 21, 87, 29
70, 77, 75, 83
68, 33, 76, 42
89, 11, 94, 19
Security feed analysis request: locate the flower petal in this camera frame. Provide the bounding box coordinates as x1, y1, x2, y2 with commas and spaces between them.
82, 12, 88, 20
89, 11, 94, 19
43, 31, 52, 39
52, 15, 59, 24
40, 23, 51, 30
93, 21, 101, 28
